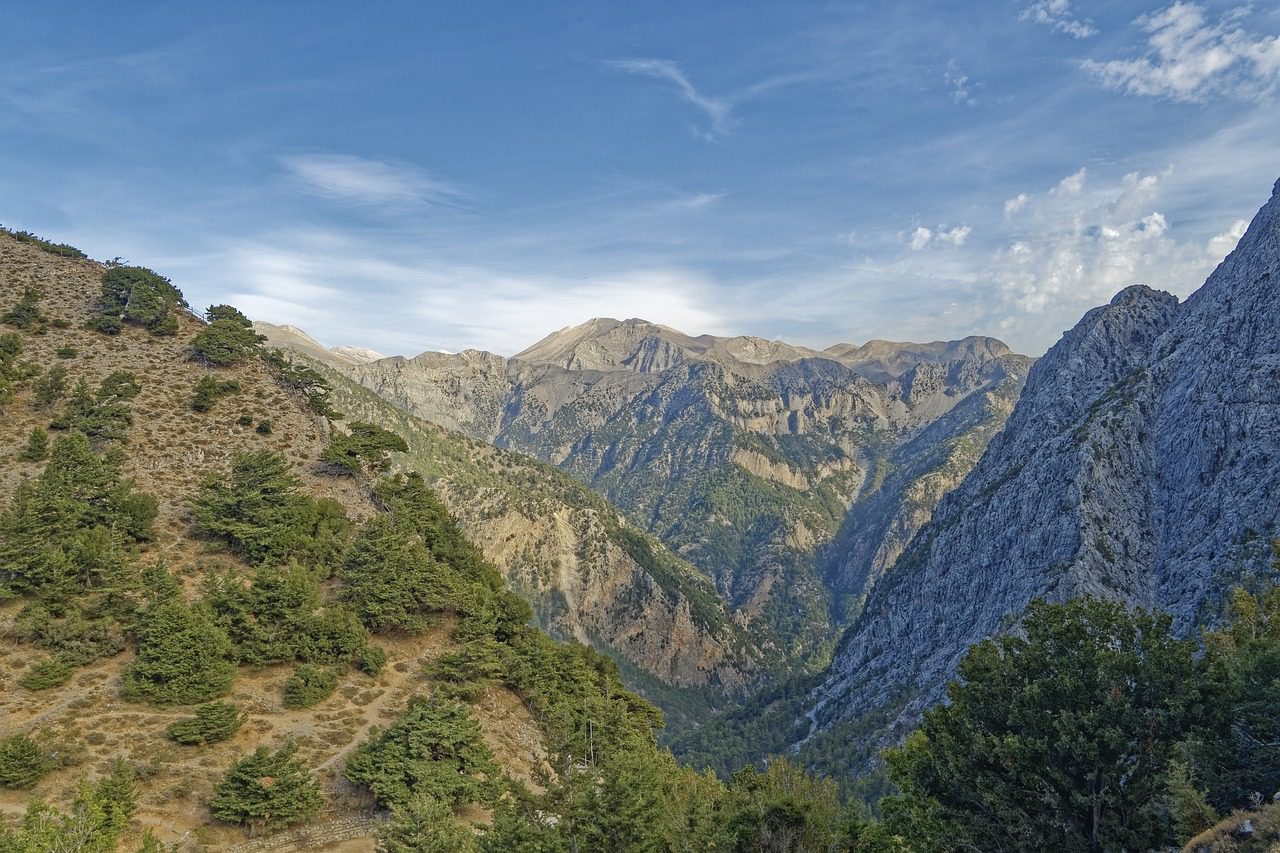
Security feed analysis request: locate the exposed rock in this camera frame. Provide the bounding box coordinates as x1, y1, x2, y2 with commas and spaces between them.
798, 178, 1280, 767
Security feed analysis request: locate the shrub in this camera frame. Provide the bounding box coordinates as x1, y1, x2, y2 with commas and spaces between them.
345, 695, 500, 809
356, 644, 388, 676
167, 702, 247, 745
320, 422, 408, 475
122, 590, 236, 706
191, 376, 241, 412
2, 287, 46, 330
55, 345, 77, 359
17, 427, 49, 461
255, 419, 273, 435
87, 266, 187, 336
19, 657, 73, 690
33, 365, 66, 407
237, 413, 254, 426
210, 742, 323, 832
190, 307, 263, 366
1, 228, 87, 259
0, 734, 50, 788
49, 372, 141, 443
282, 664, 337, 709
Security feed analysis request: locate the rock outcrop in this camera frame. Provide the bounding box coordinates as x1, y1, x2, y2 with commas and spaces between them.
799, 178, 1280, 759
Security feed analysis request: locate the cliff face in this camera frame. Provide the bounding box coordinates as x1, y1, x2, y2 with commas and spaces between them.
261, 321, 1031, 658
800, 178, 1280, 754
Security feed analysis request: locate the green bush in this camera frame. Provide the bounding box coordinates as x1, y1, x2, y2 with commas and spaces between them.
345, 695, 499, 809
49, 372, 141, 443
18, 657, 74, 690
356, 644, 387, 676
17, 427, 49, 461
2, 287, 46, 330
282, 664, 337, 709
255, 419, 273, 434
0, 761, 137, 849
1, 228, 87, 259
0, 734, 50, 789
87, 266, 186, 336
55, 345, 77, 359
122, 586, 236, 706
191, 376, 241, 412
237, 413, 254, 426
190, 306, 263, 366
320, 422, 408, 475
167, 702, 247, 745
33, 365, 66, 407
12, 603, 127, 665
210, 742, 323, 832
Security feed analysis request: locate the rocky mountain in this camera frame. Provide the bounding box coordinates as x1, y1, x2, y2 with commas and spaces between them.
792, 177, 1280, 771
259, 319, 1032, 660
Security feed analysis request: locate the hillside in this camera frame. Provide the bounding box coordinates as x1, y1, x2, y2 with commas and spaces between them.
0, 232, 703, 849
290, 357, 767, 727
259, 317, 1031, 662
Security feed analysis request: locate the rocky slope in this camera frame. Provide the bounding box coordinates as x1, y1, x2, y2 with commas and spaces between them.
796, 177, 1280, 766
298, 359, 764, 716
259, 320, 1031, 659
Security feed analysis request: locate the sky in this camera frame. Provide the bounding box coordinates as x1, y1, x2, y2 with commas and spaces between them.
2, 1, 1279, 357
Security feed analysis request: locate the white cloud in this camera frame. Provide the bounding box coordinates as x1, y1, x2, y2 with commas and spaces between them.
1207, 218, 1248, 257
909, 224, 969, 249
1081, 3, 1280, 102
944, 60, 980, 106
1004, 193, 1030, 217
1019, 0, 1098, 39
608, 59, 734, 140
936, 224, 972, 246
280, 153, 468, 208
1053, 167, 1087, 195
987, 169, 1238, 324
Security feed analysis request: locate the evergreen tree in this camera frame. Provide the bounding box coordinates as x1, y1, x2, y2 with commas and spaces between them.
167, 702, 247, 746
0, 735, 50, 789
122, 586, 236, 705
321, 422, 408, 475
883, 597, 1202, 853
88, 266, 187, 336
1, 287, 45, 330
377, 795, 477, 853
346, 695, 500, 810
210, 742, 323, 834
17, 427, 48, 461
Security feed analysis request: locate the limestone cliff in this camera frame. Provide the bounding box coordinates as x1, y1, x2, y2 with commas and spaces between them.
798, 178, 1280, 764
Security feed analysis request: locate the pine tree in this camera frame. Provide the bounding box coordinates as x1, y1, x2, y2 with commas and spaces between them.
17, 427, 48, 461
210, 742, 323, 834
122, 590, 236, 706
0, 734, 50, 789
377, 795, 477, 853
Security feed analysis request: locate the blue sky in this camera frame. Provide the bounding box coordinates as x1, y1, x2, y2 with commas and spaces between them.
2, 1, 1279, 356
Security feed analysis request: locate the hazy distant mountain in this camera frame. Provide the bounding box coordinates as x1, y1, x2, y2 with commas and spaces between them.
260, 317, 1031, 661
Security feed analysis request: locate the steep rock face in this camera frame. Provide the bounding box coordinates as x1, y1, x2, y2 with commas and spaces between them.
261, 320, 1030, 659
801, 179, 1280, 752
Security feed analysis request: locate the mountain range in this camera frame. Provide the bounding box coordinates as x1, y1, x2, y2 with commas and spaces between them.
259, 316, 1031, 672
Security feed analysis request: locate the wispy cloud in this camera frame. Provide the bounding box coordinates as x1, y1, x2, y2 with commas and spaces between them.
279, 153, 469, 209
944, 60, 980, 106
1019, 0, 1098, 39
607, 59, 734, 140
1081, 3, 1280, 102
